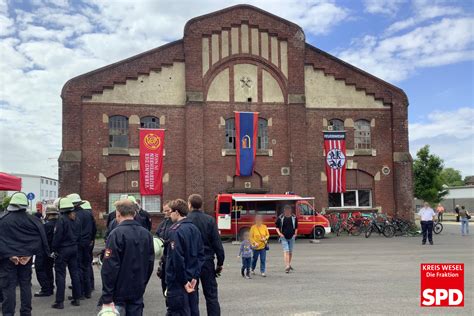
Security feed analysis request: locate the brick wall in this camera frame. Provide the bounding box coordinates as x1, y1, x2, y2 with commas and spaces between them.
60, 5, 413, 228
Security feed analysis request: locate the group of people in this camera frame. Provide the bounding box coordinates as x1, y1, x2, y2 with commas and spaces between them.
239, 205, 299, 279
0, 192, 97, 315
100, 194, 225, 316
418, 202, 471, 245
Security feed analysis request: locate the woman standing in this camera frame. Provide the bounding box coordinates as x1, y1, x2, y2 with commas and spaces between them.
249, 215, 269, 277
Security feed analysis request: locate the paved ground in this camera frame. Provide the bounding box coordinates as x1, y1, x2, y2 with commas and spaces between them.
5, 221, 473, 315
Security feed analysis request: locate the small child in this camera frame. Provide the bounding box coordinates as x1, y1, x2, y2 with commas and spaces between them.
238, 231, 253, 279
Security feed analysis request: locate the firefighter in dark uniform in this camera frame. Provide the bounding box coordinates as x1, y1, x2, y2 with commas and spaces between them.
165, 199, 205, 316
67, 193, 96, 299
34, 204, 59, 297
155, 201, 173, 295
100, 199, 155, 315
80, 200, 97, 291
51, 197, 82, 309
187, 194, 225, 316
0, 192, 50, 316
136, 198, 152, 231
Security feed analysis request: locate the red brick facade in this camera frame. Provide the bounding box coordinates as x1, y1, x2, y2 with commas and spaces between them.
59, 5, 413, 229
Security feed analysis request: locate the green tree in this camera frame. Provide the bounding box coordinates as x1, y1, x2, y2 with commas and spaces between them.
413, 145, 448, 204
440, 168, 464, 187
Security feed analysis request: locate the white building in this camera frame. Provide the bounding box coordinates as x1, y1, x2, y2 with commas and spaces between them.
7, 173, 58, 211
414, 185, 474, 212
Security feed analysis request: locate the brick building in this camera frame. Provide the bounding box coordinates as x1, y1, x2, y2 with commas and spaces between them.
59, 4, 413, 227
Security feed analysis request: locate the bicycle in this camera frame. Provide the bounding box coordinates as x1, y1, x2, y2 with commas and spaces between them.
365, 216, 395, 238
335, 217, 362, 236
433, 220, 443, 234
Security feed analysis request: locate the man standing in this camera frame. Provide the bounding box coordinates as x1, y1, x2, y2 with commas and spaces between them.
136, 198, 152, 231
156, 201, 173, 295
67, 193, 97, 299
101, 199, 155, 315
187, 194, 225, 316
436, 203, 445, 222
275, 205, 298, 273
166, 199, 205, 316
0, 192, 50, 316
418, 202, 436, 245
34, 205, 59, 297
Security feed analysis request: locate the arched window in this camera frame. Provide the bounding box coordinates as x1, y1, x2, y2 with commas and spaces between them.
140, 116, 160, 129
329, 119, 344, 131
258, 118, 268, 150
224, 118, 236, 149
354, 120, 371, 149
109, 115, 129, 148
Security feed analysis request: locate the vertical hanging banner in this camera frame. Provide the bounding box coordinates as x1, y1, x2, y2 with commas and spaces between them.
139, 129, 165, 195
324, 131, 347, 193
235, 111, 258, 176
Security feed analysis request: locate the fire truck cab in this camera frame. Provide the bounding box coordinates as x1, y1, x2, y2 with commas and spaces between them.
215, 193, 330, 239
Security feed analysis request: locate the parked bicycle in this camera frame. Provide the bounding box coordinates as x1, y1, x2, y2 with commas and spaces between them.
365, 215, 395, 238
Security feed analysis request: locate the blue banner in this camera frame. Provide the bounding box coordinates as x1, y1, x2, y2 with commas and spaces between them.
235, 112, 258, 176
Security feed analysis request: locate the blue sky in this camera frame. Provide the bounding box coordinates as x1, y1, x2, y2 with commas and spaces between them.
0, 0, 473, 179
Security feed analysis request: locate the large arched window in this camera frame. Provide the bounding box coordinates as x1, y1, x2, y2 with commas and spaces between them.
329, 119, 344, 131
258, 118, 268, 150
109, 115, 129, 148
224, 117, 268, 150
140, 116, 160, 129
354, 120, 371, 149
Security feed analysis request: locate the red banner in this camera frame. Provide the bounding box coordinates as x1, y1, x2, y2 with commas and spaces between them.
324, 131, 346, 193
139, 129, 165, 195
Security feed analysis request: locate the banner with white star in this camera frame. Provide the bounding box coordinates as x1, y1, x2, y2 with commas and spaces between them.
324, 131, 347, 193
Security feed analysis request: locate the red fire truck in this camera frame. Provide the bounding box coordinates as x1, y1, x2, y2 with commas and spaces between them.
214, 193, 330, 239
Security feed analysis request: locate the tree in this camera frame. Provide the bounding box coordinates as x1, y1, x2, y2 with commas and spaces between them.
413, 145, 448, 204
440, 168, 464, 187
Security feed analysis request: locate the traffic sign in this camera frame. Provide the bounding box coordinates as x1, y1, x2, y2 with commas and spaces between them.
26, 192, 35, 201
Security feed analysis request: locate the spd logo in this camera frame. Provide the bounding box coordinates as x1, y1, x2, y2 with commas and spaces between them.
421, 263, 464, 307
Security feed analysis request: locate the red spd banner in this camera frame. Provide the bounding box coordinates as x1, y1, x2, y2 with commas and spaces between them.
324, 131, 346, 193
421, 263, 464, 307
139, 129, 165, 195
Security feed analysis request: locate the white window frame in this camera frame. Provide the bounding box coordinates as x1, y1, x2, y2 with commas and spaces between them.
141, 195, 162, 213
329, 189, 372, 208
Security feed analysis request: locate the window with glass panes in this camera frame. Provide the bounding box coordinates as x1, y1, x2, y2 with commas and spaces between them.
258, 118, 268, 149
140, 116, 160, 129
142, 195, 162, 213
329, 119, 344, 131
109, 116, 129, 148
354, 120, 371, 149
328, 190, 372, 208
224, 118, 236, 149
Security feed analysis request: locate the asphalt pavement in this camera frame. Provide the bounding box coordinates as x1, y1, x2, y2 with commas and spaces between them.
4, 221, 473, 315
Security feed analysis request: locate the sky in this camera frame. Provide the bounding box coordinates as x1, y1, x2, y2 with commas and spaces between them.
0, 0, 473, 179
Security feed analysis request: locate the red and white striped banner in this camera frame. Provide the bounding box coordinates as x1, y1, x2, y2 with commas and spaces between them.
324, 131, 346, 193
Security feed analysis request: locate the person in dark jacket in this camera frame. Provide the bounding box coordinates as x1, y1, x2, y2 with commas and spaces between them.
136, 198, 152, 231
165, 199, 205, 316
187, 194, 225, 316
51, 197, 82, 309
34, 204, 59, 297
0, 192, 50, 316
80, 200, 97, 291
155, 201, 173, 295
67, 193, 96, 299
100, 199, 155, 315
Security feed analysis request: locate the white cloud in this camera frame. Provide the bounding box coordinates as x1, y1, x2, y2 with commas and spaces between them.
337, 17, 474, 82
363, 0, 405, 15
0, 0, 351, 178
410, 108, 474, 176
385, 0, 464, 35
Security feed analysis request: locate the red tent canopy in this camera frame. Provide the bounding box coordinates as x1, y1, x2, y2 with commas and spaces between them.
0, 173, 22, 191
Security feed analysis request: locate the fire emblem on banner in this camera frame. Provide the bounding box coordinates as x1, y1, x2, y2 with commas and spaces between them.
324, 131, 346, 193
235, 111, 258, 177
139, 129, 165, 195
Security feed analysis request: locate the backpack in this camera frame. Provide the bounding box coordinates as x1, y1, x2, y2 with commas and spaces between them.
278, 214, 296, 231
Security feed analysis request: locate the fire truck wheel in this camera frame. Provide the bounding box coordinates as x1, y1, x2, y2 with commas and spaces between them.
238, 227, 250, 241
311, 226, 325, 239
